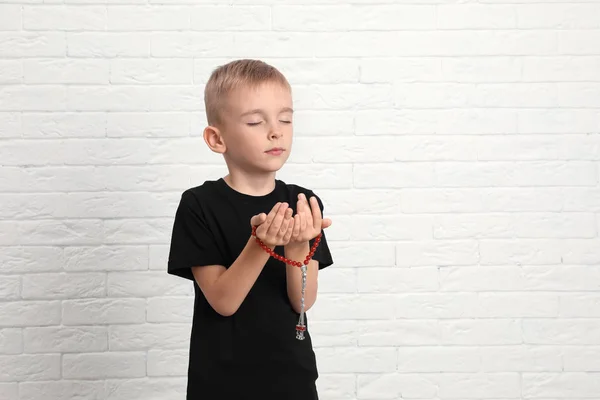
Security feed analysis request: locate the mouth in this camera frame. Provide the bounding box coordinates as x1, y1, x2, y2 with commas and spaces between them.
265, 148, 285, 155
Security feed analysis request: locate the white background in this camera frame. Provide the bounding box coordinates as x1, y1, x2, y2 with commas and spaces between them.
1, 1, 600, 399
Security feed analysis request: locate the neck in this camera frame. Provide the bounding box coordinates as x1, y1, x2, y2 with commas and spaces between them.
223, 170, 277, 197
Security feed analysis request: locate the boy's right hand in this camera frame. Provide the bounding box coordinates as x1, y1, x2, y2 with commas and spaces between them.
250, 202, 294, 248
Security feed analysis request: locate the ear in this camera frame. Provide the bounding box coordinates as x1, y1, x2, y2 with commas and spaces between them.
203, 125, 226, 154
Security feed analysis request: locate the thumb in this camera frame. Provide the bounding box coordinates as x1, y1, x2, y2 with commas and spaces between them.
250, 213, 267, 227
321, 218, 332, 230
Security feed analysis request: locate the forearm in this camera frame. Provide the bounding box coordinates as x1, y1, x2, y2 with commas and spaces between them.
285, 242, 318, 313
209, 237, 271, 316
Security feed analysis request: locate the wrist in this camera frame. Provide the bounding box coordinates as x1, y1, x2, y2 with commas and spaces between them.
285, 241, 309, 250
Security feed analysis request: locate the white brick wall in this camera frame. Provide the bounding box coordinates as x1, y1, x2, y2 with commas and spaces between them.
0, 1, 599, 399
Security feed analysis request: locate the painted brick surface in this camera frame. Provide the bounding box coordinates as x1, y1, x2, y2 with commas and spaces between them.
1, 1, 599, 399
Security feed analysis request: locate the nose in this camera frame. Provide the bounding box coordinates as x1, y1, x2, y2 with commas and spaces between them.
269, 129, 282, 139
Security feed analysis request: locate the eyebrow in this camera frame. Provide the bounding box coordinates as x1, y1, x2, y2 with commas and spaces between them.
240, 107, 294, 117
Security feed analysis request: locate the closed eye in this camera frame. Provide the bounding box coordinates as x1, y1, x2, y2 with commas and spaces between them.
247, 122, 262, 126
280, 120, 291, 124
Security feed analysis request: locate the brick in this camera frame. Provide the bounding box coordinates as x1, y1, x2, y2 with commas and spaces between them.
23, 6, 106, 30
103, 218, 173, 244
523, 56, 600, 82
147, 349, 188, 376
315, 189, 402, 215
107, 112, 190, 137
310, 294, 395, 321
315, 347, 396, 373
273, 5, 435, 31
396, 240, 479, 266
0, 5, 21, 30
147, 297, 193, 323
68, 33, 150, 57
0, 113, 20, 138
523, 319, 600, 345
357, 320, 440, 346
0, 301, 60, 327
358, 373, 437, 399
328, 215, 433, 241
22, 112, 106, 138
19, 381, 106, 400
0, 354, 60, 381
63, 352, 146, 379
0, 220, 103, 246
22, 273, 106, 299
24, 326, 107, 353
441, 319, 522, 345
64, 246, 148, 272
191, 6, 269, 31
0, 86, 66, 111
104, 378, 186, 400
517, 4, 600, 29
0, 384, 17, 400
563, 347, 600, 371
518, 109, 600, 134
0, 247, 63, 274
523, 373, 600, 398
109, 323, 190, 351
24, 59, 109, 84
63, 299, 146, 325
315, 374, 355, 400
0, 33, 65, 57
361, 57, 441, 83
0, 276, 20, 300
559, 31, 600, 55
357, 267, 439, 293
0, 329, 23, 355
481, 346, 562, 372
354, 163, 436, 188
111, 59, 192, 84
108, 6, 189, 30
108, 272, 192, 297
441, 56, 521, 82
433, 212, 596, 239
435, 161, 598, 187
438, 4, 516, 29
290, 136, 396, 164
356, 109, 518, 135
0, 60, 22, 84
559, 294, 600, 317
308, 321, 358, 347
326, 242, 395, 268
397, 346, 480, 372
436, 373, 521, 398
293, 84, 393, 110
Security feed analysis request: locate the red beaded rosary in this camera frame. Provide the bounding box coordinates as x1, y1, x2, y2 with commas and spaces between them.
251, 225, 322, 340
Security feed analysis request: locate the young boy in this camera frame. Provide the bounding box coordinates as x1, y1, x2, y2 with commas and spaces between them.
167, 59, 334, 400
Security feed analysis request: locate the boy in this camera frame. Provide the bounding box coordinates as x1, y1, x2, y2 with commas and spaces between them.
167, 59, 334, 400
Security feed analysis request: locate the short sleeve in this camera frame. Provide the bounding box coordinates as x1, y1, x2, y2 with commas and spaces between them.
167, 190, 225, 281
308, 191, 334, 270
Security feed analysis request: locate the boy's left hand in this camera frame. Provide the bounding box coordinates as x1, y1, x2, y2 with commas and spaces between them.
289, 193, 332, 244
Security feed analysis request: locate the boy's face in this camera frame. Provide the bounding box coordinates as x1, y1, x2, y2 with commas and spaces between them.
219, 81, 293, 175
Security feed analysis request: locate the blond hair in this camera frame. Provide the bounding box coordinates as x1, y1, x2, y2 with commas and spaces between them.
204, 59, 291, 126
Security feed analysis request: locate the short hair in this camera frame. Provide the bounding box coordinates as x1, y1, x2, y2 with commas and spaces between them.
204, 59, 291, 126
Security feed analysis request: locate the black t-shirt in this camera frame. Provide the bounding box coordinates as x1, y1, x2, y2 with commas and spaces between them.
167, 177, 333, 399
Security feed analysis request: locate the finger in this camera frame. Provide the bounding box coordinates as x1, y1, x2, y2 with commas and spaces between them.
250, 213, 266, 227
267, 202, 288, 237
279, 208, 293, 236
258, 203, 280, 236
321, 218, 332, 230
283, 218, 294, 243
264, 203, 281, 228
310, 196, 322, 230
292, 213, 301, 240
